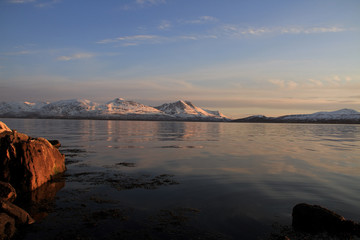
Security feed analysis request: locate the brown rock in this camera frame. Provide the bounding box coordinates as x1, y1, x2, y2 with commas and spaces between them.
0, 122, 11, 134
0, 213, 16, 240
0, 200, 35, 225
0, 182, 16, 202
0, 130, 66, 192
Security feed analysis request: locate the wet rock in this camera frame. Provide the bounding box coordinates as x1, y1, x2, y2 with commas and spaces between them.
0, 213, 16, 240
0, 122, 11, 135
0, 129, 66, 192
49, 140, 61, 149
292, 203, 360, 235
0, 199, 35, 225
0, 182, 16, 203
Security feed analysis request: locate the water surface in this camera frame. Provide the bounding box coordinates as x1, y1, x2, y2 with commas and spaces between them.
3, 119, 360, 239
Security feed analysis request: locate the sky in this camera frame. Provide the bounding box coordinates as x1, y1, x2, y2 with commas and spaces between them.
0, 0, 359, 118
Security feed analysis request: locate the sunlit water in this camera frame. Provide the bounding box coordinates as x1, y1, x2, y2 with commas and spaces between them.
3, 118, 360, 239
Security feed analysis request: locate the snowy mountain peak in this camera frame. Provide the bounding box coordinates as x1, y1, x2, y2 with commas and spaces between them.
0, 101, 46, 114
40, 98, 99, 116
102, 98, 162, 115
278, 108, 360, 122
235, 108, 360, 123
155, 100, 229, 120
320, 108, 359, 115
173, 100, 194, 110
112, 97, 125, 103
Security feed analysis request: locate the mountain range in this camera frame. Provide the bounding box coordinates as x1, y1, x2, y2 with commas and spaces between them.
0, 98, 230, 121
234, 109, 360, 124
0, 98, 359, 123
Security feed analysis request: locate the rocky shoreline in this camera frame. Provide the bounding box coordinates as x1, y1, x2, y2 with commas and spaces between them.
0, 121, 66, 239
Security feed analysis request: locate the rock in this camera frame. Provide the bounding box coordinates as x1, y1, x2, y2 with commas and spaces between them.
0, 213, 16, 240
0, 122, 11, 134
292, 203, 360, 235
0, 199, 35, 225
49, 139, 61, 149
0, 129, 66, 192
0, 182, 16, 203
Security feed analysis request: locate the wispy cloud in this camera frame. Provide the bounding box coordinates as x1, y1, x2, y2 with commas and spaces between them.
177, 34, 217, 41
120, 0, 166, 10
96, 35, 160, 45
36, 0, 61, 8
8, 0, 35, 3
97, 23, 348, 47
57, 53, 94, 61
0, 50, 36, 56
221, 25, 347, 38
268, 79, 298, 90
96, 34, 217, 46
280, 26, 346, 34
180, 16, 218, 24
158, 20, 171, 30
269, 75, 354, 90
8, 0, 61, 7
307, 79, 324, 87
135, 0, 166, 6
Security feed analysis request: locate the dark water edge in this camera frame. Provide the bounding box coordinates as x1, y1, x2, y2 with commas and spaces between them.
12, 175, 262, 240
2, 118, 360, 240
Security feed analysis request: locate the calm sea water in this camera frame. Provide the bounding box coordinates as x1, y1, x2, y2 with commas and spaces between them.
3, 118, 360, 239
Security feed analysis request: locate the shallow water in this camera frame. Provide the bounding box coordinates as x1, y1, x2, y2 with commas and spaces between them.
3, 118, 360, 239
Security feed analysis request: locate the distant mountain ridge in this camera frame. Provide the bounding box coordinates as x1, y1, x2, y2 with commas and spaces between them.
234, 108, 360, 124
1, 99, 359, 123
0, 98, 230, 121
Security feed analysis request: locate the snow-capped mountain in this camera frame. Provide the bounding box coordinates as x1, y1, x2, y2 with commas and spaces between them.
235, 109, 360, 123
155, 100, 229, 120
278, 109, 360, 121
40, 99, 99, 117
0, 101, 47, 117
0, 98, 229, 121
100, 98, 163, 115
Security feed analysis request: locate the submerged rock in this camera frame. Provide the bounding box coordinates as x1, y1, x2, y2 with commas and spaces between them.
0, 212, 16, 240
0, 124, 66, 192
0, 182, 17, 203
18, 179, 65, 221
292, 203, 360, 235
0, 200, 35, 225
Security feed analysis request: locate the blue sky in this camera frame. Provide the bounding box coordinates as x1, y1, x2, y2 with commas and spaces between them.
1, 0, 359, 117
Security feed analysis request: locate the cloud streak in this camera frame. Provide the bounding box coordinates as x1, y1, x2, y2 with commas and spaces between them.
8, 0, 35, 3
96, 34, 217, 46
158, 20, 171, 30
96, 35, 159, 45
97, 24, 348, 47
135, 0, 166, 6
0, 50, 36, 56
8, 0, 61, 7
180, 16, 218, 24
57, 53, 94, 61
268, 79, 298, 90
221, 25, 347, 38
268, 75, 355, 90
